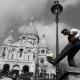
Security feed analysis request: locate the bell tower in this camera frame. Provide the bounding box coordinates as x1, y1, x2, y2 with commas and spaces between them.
37, 35, 48, 76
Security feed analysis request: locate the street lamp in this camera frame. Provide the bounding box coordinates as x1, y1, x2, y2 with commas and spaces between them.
51, 0, 63, 78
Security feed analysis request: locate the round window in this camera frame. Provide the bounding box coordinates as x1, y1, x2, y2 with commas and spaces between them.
40, 59, 44, 64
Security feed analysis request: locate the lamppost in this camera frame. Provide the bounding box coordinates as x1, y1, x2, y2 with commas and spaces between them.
51, 0, 63, 78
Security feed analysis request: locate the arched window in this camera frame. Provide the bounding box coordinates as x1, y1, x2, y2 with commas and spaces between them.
22, 65, 29, 73
12, 65, 20, 73
13, 64, 20, 70
41, 50, 45, 54
2, 47, 6, 58
19, 48, 23, 57
11, 54, 13, 59
13, 64, 20, 68
41, 68, 44, 73
28, 55, 30, 60
3, 64, 10, 72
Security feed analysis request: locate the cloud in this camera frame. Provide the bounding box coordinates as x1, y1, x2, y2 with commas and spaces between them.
0, 0, 48, 38
60, 0, 80, 8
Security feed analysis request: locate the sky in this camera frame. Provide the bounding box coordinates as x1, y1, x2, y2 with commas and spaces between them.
0, 0, 80, 67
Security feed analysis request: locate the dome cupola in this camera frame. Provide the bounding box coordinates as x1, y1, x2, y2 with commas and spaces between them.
19, 23, 38, 36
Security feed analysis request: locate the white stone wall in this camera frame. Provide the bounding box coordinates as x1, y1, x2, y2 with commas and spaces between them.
0, 32, 55, 76
0, 59, 35, 73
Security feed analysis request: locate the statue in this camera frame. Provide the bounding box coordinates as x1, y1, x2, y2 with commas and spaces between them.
47, 28, 80, 67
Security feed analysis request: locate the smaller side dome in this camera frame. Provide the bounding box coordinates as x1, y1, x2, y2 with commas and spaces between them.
3, 34, 14, 45
38, 35, 48, 48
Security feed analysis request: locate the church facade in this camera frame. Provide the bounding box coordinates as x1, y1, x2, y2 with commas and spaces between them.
0, 24, 55, 79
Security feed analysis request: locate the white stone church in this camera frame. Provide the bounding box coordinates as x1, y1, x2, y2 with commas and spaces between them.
0, 23, 55, 78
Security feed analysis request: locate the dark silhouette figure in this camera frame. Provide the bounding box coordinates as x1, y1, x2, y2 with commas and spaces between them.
47, 28, 80, 67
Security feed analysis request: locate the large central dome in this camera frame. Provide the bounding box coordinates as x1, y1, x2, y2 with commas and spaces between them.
19, 23, 38, 35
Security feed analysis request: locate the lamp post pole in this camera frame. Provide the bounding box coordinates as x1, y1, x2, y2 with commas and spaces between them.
51, 0, 63, 78
55, 10, 59, 60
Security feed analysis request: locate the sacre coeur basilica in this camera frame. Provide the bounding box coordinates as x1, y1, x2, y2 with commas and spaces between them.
0, 23, 55, 78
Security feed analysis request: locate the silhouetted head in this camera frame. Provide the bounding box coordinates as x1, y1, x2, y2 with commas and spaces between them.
61, 28, 70, 35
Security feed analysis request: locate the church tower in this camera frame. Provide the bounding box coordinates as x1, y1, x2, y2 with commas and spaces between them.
2, 34, 14, 59
37, 35, 48, 77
